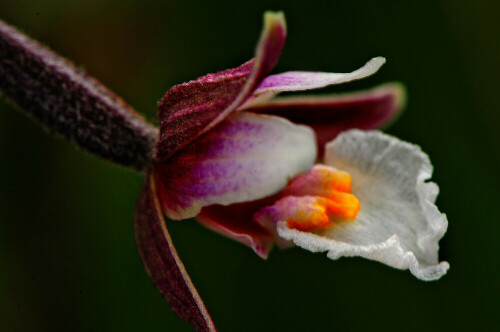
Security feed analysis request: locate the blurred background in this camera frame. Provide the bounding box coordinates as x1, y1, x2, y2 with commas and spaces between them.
1, 0, 499, 331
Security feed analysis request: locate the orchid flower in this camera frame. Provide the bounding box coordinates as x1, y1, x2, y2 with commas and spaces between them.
136, 12, 449, 330
0, 11, 448, 332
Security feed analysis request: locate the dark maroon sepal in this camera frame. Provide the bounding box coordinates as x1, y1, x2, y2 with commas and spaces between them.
155, 13, 287, 162
135, 170, 217, 331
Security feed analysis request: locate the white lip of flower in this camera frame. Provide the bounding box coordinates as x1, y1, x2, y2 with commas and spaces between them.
270, 129, 449, 281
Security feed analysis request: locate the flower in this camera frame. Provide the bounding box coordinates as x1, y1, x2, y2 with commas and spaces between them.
0, 10, 448, 332
134, 11, 448, 331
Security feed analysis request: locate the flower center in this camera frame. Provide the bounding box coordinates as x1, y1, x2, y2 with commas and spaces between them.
255, 165, 360, 232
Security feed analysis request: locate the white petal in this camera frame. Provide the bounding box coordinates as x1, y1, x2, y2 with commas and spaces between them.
155, 112, 317, 220
277, 130, 449, 281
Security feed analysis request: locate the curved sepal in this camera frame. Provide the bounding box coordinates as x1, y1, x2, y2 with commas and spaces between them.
135, 171, 216, 331
156, 12, 287, 162
253, 57, 385, 96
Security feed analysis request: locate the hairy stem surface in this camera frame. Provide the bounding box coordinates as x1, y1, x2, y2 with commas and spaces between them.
0, 19, 158, 170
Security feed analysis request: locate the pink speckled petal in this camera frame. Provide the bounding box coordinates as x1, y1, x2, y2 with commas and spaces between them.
156, 12, 287, 162
244, 83, 405, 157
155, 112, 316, 220
253, 57, 385, 96
135, 171, 216, 331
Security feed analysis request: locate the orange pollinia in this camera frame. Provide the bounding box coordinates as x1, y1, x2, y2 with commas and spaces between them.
254, 165, 361, 233
285, 167, 361, 231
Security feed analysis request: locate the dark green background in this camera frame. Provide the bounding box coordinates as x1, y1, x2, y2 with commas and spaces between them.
1, 0, 499, 331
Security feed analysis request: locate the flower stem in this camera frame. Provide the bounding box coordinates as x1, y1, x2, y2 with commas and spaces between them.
0, 19, 158, 171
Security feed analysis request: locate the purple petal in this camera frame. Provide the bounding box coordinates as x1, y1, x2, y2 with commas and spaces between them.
0, 19, 158, 170
135, 171, 216, 331
253, 57, 385, 96
155, 112, 316, 221
156, 12, 287, 162
243, 83, 406, 157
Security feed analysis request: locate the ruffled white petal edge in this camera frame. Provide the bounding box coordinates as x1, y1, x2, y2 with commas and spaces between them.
277, 130, 449, 281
